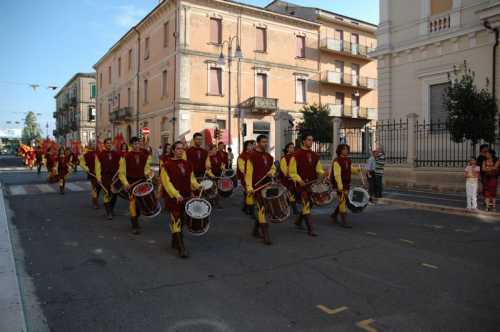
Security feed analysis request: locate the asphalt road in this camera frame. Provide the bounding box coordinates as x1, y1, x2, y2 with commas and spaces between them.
2, 156, 500, 332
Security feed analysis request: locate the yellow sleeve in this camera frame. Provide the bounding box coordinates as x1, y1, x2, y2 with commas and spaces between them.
279, 158, 288, 176
95, 156, 102, 182
191, 172, 201, 190
144, 155, 152, 178
182, 150, 187, 161
238, 157, 245, 174
79, 154, 88, 172
245, 160, 254, 192
160, 165, 182, 199
289, 157, 303, 183
316, 160, 325, 176
118, 157, 129, 187
333, 161, 343, 191
206, 157, 215, 178
270, 162, 276, 177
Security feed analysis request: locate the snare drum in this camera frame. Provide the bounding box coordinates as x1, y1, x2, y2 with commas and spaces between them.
111, 174, 128, 200
223, 168, 238, 188
347, 187, 369, 213
217, 177, 234, 198
261, 183, 290, 223
132, 182, 162, 218
199, 178, 217, 201
185, 198, 212, 236
310, 180, 335, 206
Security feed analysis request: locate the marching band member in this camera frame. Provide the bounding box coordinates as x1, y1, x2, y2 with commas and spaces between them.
217, 142, 229, 168
206, 144, 225, 208
245, 135, 276, 245
95, 138, 121, 220
161, 141, 201, 258
118, 137, 153, 235
56, 147, 72, 194
79, 141, 101, 209
289, 133, 325, 237
45, 146, 58, 183
186, 133, 207, 178
35, 145, 44, 174
237, 140, 255, 215
330, 144, 360, 228
280, 142, 299, 215
119, 142, 129, 157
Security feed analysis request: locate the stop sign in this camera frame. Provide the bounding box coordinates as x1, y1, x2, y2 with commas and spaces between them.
142, 127, 150, 135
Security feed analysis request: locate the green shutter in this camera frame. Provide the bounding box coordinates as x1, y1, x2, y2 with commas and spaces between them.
91, 84, 96, 98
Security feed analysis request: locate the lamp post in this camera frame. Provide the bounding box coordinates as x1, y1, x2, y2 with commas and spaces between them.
217, 36, 243, 150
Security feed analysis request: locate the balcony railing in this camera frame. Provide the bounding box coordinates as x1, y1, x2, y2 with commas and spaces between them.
429, 13, 451, 33
320, 38, 375, 59
109, 107, 133, 123
321, 71, 377, 90
70, 97, 77, 106
327, 104, 377, 120
239, 96, 278, 114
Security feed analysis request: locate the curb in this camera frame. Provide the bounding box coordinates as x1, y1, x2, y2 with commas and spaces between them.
378, 197, 500, 223
0, 183, 28, 332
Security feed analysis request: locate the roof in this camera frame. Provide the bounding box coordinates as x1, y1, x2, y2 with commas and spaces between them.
54, 72, 96, 98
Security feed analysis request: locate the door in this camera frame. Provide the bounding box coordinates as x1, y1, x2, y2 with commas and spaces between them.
350, 33, 359, 55
334, 92, 345, 116
351, 64, 359, 86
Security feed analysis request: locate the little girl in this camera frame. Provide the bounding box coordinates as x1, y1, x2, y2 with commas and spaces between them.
464, 157, 480, 210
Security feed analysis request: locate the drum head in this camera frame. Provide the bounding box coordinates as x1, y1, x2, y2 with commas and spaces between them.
200, 179, 214, 191
218, 178, 234, 192
132, 182, 154, 197
223, 169, 235, 178
185, 198, 212, 219
311, 181, 331, 193
347, 187, 369, 213
262, 184, 286, 199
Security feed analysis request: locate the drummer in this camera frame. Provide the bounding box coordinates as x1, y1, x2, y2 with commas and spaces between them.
186, 132, 208, 178
118, 137, 153, 235
289, 133, 325, 237
79, 141, 101, 209
330, 144, 360, 228
217, 142, 229, 168
161, 141, 201, 258
206, 144, 225, 207
237, 140, 255, 215
56, 147, 73, 194
95, 138, 121, 220
245, 135, 276, 245
280, 143, 299, 215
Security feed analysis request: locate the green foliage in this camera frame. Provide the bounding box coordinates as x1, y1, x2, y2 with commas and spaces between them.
445, 61, 497, 146
21, 111, 42, 144
297, 104, 332, 143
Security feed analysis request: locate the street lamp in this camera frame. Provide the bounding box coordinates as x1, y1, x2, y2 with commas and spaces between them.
217, 36, 243, 150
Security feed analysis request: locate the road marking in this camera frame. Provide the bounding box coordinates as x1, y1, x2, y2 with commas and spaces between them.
9, 185, 27, 196
36, 184, 56, 193
455, 228, 475, 233
399, 238, 415, 245
365, 232, 377, 236
356, 318, 378, 332
316, 305, 349, 315
421, 263, 438, 269
75, 181, 91, 190
66, 182, 84, 191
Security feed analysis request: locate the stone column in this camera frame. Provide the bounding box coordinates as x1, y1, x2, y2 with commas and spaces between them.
332, 117, 342, 156
406, 113, 418, 167
274, 111, 291, 160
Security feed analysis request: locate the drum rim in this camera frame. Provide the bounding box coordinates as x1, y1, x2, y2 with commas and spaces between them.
132, 181, 154, 197
348, 187, 370, 208
141, 202, 162, 218
185, 197, 212, 219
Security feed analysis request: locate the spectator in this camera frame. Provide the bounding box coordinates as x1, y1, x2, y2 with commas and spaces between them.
482, 149, 499, 211
156, 145, 163, 164
227, 147, 234, 169
464, 157, 480, 211
374, 146, 386, 198
366, 150, 376, 203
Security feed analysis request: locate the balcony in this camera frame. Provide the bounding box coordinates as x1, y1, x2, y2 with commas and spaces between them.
321, 71, 377, 91
239, 96, 278, 115
429, 13, 450, 33
327, 104, 377, 120
70, 97, 77, 106
109, 107, 133, 123
320, 38, 375, 60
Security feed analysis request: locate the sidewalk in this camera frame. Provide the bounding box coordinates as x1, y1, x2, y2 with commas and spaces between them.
379, 188, 500, 222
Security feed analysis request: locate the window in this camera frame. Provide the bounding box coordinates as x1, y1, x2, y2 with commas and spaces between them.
210, 18, 222, 44
296, 78, 306, 103
117, 93, 121, 109
108, 102, 111, 114
209, 67, 222, 95
143, 79, 149, 104
253, 121, 270, 135
144, 37, 150, 59
128, 49, 132, 71
118, 57, 122, 77
296, 35, 306, 58
108, 66, 111, 84
161, 70, 168, 97
334, 29, 343, 41
351, 64, 359, 85
256, 27, 267, 52
163, 21, 169, 48
90, 84, 96, 99
88, 107, 96, 122
127, 87, 131, 107
430, 82, 450, 123
431, 0, 452, 15
99, 73, 102, 88
256, 73, 267, 98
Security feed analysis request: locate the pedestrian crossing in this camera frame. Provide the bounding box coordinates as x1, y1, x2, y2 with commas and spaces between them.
7, 181, 91, 196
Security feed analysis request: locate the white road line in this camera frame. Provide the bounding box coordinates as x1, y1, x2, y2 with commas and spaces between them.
387, 192, 464, 203
65, 182, 84, 192
421, 263, 439, 269
9, 185, 27, 196
36, 184, 56, 193
74, 182, 91, 190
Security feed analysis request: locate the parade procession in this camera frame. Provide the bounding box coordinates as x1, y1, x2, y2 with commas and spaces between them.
17, 132, 371, 259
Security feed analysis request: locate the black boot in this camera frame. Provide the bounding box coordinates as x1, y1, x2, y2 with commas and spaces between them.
340, 213, 352, 228
171, 234, 178, 249
175, 233, 189, 258
252, 220, 262, 238
304, 215, 318, 237
291, 202, 299, 215
104, 203, 113, 220
110, 195, 117, 217
330, 208, 339, 224
294, 214, 305, 230
92, 197, 99, 209
260, 223, 272, 245
130, 217, 141, 235
59, 185, 64, 195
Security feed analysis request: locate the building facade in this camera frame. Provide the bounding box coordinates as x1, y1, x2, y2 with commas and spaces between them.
93, 0, 377, 156
54, 73, 97, 146
373, 0, 500, 123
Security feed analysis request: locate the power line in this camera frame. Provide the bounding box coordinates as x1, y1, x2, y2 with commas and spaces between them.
0, 80, 58, 91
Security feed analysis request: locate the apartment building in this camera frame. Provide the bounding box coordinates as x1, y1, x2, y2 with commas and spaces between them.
53, 73, 97, 146
373, 0, 500, 123
93, 0, 378, 156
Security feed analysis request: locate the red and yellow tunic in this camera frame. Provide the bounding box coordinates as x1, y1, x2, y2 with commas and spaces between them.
95, 150, 121, 190
118, 150, 152, 188
217, 150, 229, 167
237, 151, 251, 185
206, 153, 224, 178
289, 148, 325, 194
45, 153, 57, 171
330, 156, 352, 192
245, 150, 276, 192
160, 158, 200, 215
186, 146, 208, 177
80, 149, 97, 178
56, 154, 72, 179
279, 153, 295, 192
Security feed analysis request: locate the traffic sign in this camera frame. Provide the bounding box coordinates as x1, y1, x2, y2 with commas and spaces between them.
142, 127, 150, 135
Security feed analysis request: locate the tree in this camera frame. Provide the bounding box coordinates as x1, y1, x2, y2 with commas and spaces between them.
21, 111, 42, 144
297, 104, 332, 143
444, 61, 497, 149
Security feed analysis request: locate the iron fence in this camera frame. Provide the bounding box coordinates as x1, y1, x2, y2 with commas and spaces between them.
283, 128, 332, 160
376, 119, 408, 164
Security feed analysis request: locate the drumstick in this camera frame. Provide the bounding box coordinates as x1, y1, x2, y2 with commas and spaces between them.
254, 174, 270, 187
253, 182, 273, 193
87, 171, 110, 196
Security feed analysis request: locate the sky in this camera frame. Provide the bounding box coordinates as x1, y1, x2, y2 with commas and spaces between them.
0, 0, 379, 137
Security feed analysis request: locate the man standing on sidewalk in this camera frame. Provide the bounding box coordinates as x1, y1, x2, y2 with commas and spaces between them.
366, 150, 376, 203
374, 146, 386, 198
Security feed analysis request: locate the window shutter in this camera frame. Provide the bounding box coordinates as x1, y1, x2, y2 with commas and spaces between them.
256, 28, 266, 51
296, 79, 305, 103
296, 36, 305, 58
209, 68, 222, 95
210, 18, 221, 44
256, 73, 267, 98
